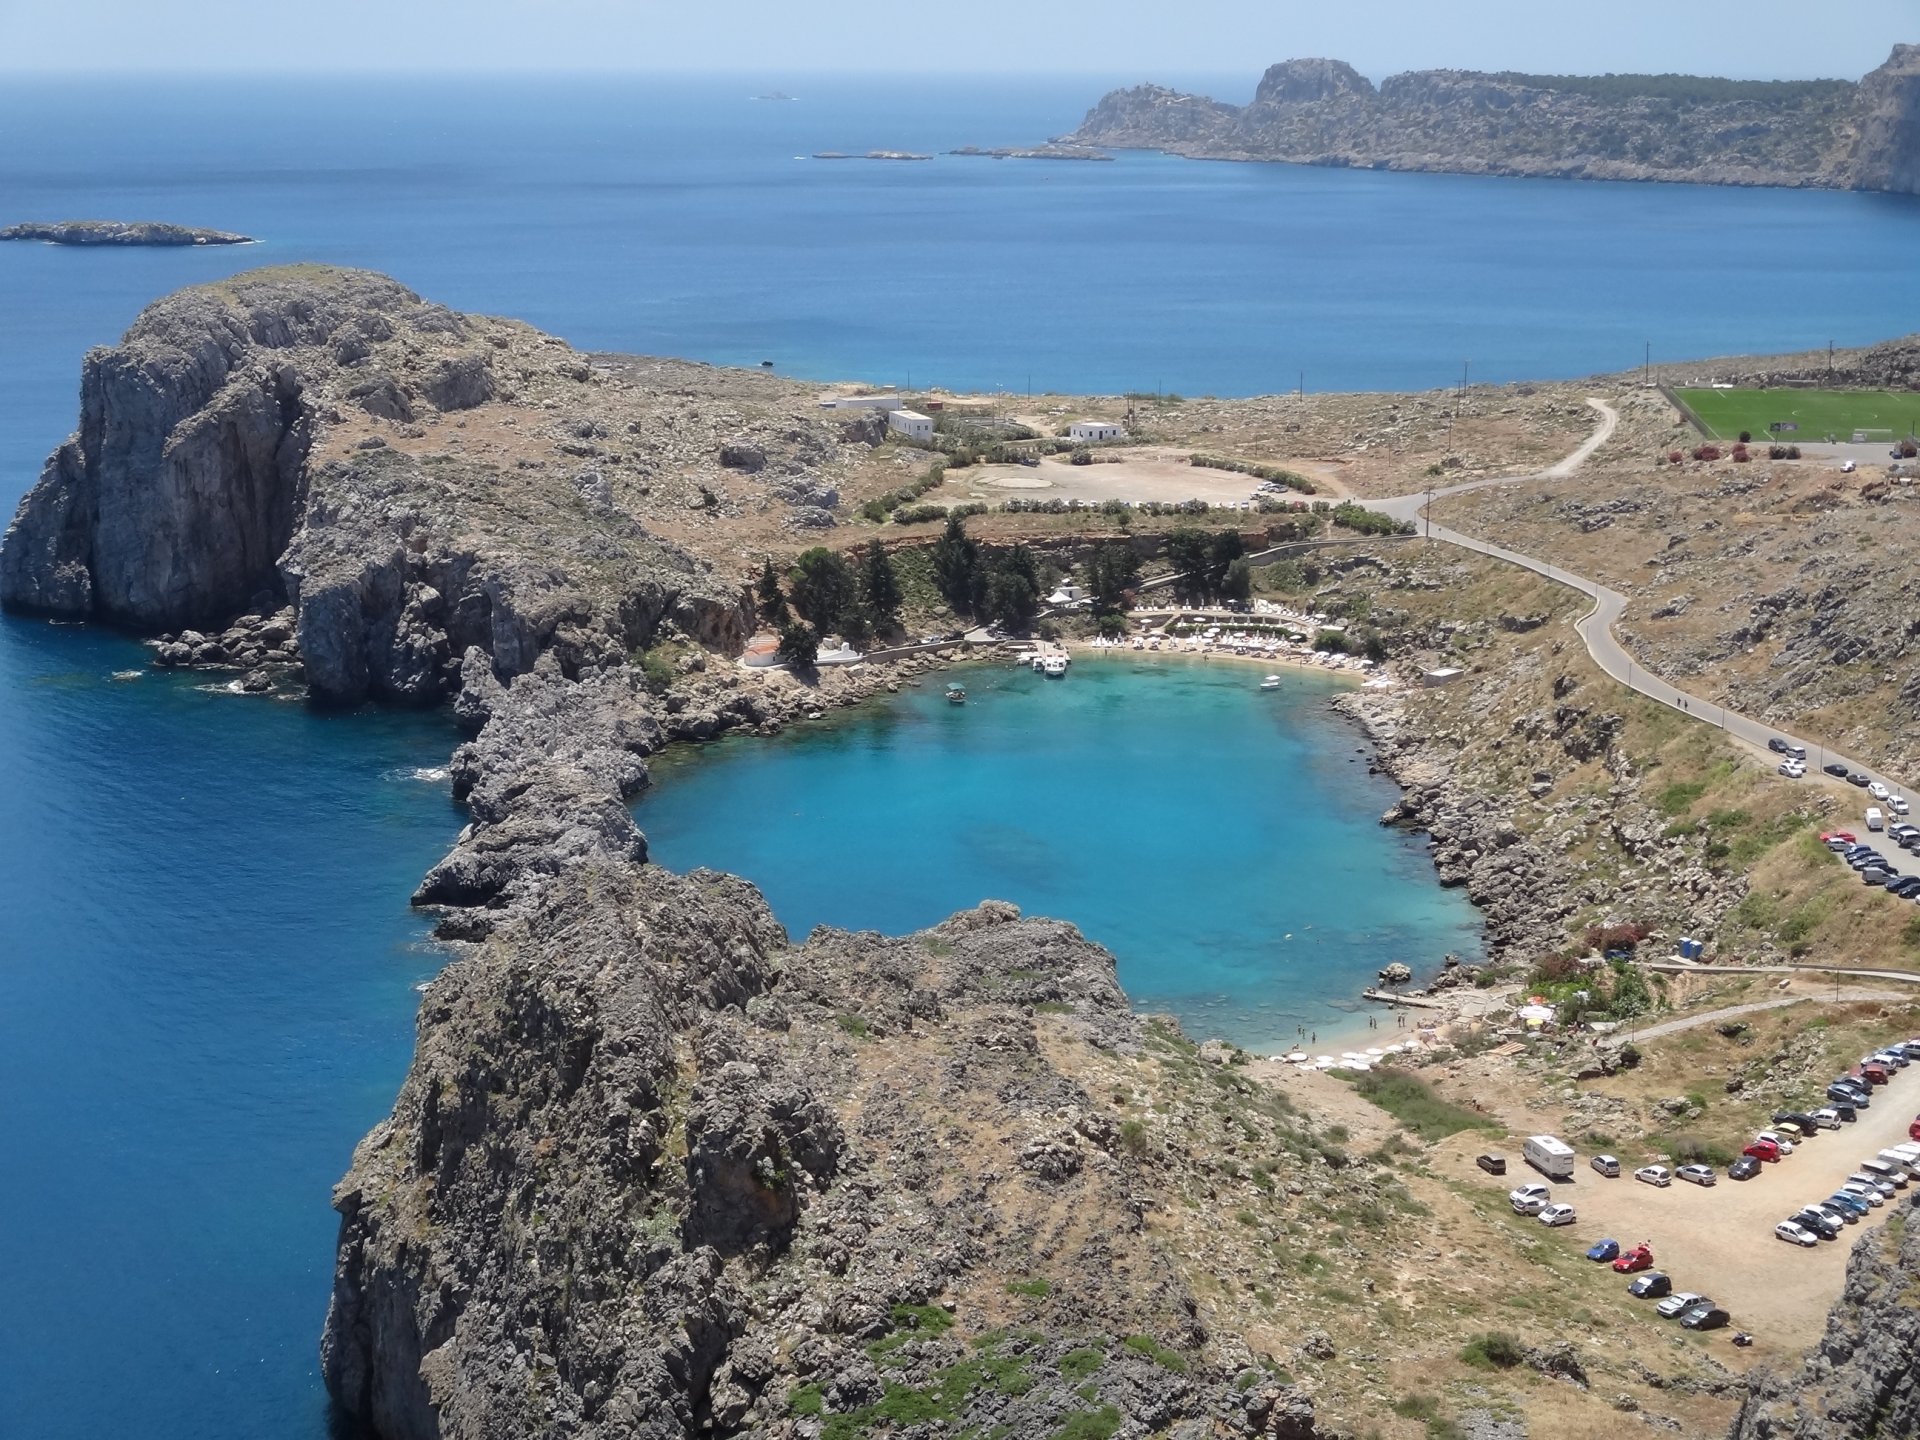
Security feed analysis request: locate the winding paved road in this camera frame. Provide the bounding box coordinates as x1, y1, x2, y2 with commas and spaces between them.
1372, 399, 1918, 880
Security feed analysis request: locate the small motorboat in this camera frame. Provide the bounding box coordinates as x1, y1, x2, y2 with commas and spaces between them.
1042, 654, 1068, 678
945, 683, 966, 704
1259, 674, 1282, 691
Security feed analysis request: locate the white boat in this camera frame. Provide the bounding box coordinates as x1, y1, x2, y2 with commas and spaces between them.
1259, 674, 1281, 690
1041, 654, 1069, 678
1029, 653, 1047, 672
945, 683, 966, 704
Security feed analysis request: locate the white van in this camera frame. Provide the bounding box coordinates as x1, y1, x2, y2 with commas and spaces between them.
1859, 1158, 1907, 1189
1524, 1135, 1576, 1180
1867, 807, 1885, 832
1877, 1148, 1920, 1179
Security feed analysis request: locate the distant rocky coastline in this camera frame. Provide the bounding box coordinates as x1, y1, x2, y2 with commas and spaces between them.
1063, 44, 1920, 193
2, 220, 253, 247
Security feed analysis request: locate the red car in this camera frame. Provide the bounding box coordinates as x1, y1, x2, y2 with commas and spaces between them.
1612, 1244, 1655, 1274
1821, 831, 1858, 844
1744, 1139, 1781, 1163
1859, 1064, 1891, 1087
1908, 1117, 1920, 1142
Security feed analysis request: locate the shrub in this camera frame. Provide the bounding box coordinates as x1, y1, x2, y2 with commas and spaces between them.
1737, 430, 1752, 443
1460, 1332, 1525, 1370
1346, 1070, 1497, 1142
1731, 444, 1752, 463
1118, 1119, 1149, 1157
1692, 444, 1722, 462
1668, 449, 1685, 464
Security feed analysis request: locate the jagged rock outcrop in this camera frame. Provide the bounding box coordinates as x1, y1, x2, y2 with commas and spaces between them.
1844, 43, 1920, 193
0, 267, 796, 702
1728, 1208, 1920, 1438
323, 867, 1327, 1439
0, 220, 253, 245
1067, 47, 1920, 193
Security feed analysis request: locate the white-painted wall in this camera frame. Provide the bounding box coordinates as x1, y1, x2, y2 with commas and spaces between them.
1069, 421, 1125, 442
889, 409, 935, 441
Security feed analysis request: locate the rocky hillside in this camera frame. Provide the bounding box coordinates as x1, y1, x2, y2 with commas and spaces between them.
1067, 47, 1920, 192
1729, 1210, 1920, 1438
0, 266, 882, 704
0, 220, 253, 246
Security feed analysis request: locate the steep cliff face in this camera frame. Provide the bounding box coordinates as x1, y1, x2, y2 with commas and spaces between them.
1845, 44, 1920, 193
0, 267, 870, 703
1066, 50, 1920, 191
1728, 1209, 1920, 1438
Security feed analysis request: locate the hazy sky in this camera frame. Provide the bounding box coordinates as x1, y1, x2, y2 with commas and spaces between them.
0, 0, 1909, 79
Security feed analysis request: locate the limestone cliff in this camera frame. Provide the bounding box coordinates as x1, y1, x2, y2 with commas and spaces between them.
1728, 1208, 1920, 1438
1068, 48, 1920, 192
0, 267, 872, 702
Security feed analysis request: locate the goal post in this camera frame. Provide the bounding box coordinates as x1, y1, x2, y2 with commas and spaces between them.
1851, 428, 1894, 444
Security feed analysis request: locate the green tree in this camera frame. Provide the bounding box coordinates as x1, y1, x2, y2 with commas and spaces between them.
931, 513, 981, 614
1163, 526, 1213, 603
1206, 530, 1245, 597
754, 556, 788, 623
982, 565, 1038, 632
1220, 556, 1253, 603
788, 547, 857, 631
859, 539, 903, 627
1086, 542, 1141, 614
776, 621, 818, 672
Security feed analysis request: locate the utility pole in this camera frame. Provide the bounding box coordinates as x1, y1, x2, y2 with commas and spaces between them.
1644, 341, 1650, 386
1828, 340, 1834, 382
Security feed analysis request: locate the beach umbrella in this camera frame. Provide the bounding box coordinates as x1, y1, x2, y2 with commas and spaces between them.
1366, 1047, 1386, 1057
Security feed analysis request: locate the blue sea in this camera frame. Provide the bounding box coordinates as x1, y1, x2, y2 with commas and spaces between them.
1, 73, 1916, 1440
639, 658, 1483, 1051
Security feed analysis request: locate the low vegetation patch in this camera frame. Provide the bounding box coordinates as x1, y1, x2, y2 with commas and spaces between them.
1341, 1069, 1499, 1142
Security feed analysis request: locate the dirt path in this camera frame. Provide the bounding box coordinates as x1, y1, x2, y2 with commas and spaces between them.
1626, 989, 1912, 1043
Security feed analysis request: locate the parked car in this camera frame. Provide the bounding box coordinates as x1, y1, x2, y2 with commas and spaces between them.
1656, 1290, 1708, 1319
1888, 878, 1920, 899
1628, 1271, 1672, 1299
1612, 1244, 1656, 1273
1590, 1153, 1620, 1178
1775, 1220, 1819, 1247
1869, 1048, 1909, 1068
1585, 1238, 1621, 1262
1825, 763, 1852, 779
1475, 1153, 1506, 1175
1828, 1083, 1870, 1109
1869, 781, 1891, 801
1829, 1103, 1858, 1123
1538, 1204, 1577, 1227
1846, 1173, 1895, 1199
1775, 1112, 1822, 1135
1808, 1108, 1844, 1130
1849, 772, 1872, 787
1677, 1164, 1717, 1187
1635, 1164, 1673, 1187
1743, 1139, 1781, 1163
1893, 796, 1912, 815
1807, 1200, 1856, 1227
1510, 1183, 1551, 1214
1767, 738, 1790, 754
1911, 1117, 1920, 1142
1822, 830, 1858, 845
1862, 869, 1894, 887
1859, 1063, 1892, 1085
1824, 1191, 1871, 1217
1757, 1129, 1796, 1154
1682, 1305, 1732, 1332
1728, 1156, 1763, 1181
1791, 1208, 1842, 1240
1780, 761, 1806, 778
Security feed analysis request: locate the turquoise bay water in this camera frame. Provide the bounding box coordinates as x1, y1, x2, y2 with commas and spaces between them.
639, 659, 1483, 1050
0, 71, 1913, 1440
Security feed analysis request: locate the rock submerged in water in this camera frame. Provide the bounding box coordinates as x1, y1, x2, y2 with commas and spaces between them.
1, 220, 253, 246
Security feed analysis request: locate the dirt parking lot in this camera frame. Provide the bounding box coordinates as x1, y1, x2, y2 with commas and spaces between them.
1441, 1062, 1920, 1351
947, 448, 1349, 509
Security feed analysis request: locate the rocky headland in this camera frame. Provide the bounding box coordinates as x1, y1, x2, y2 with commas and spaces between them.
9, 267, 1914, 1438
2, 220, 254, 246
1064, 45, 1920, 192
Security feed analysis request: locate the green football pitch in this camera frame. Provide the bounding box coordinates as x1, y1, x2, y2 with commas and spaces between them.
1677, 388, 1920, 444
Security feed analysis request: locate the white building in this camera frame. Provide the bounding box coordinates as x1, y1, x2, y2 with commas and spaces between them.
818, 393, 905, 412
888, 409, 935, 442
1046, 583, 1086, 606
1068, 420, 1126, 442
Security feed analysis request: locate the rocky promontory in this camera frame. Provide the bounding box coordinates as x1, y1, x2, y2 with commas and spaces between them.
1065, 46, 1920, 192
2, 220, 253, 246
